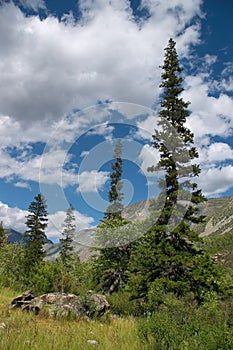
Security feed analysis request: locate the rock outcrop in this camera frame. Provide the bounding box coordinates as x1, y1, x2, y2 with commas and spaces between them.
8, 290, 110, 319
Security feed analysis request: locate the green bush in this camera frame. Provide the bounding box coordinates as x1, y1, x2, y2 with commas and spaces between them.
107, 291, 146, 316
0, 243, 27, 290
138, 297, 233, 349
26, 260, 63, 295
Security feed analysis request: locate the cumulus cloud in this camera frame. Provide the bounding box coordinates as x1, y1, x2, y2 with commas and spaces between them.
0, 115, 53, 148
86, 122, 114, 140
0, 1, 203, 124
47, 210, 94, 240
76, 170, 109, 193
197, 165, 233, 197
0, 201, 28, 232
199, 142, 233, 165
136, 114, 159, 140
17, 0, 47, 11
0, 145, 110, 194
0, 201, 94, 240
138, 144, 160, 176
184, 75, 233, 139
14, 181, 32, 190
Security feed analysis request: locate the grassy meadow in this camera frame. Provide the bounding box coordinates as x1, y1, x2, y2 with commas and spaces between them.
1, 288, 233, 349
0, 289, 142, 350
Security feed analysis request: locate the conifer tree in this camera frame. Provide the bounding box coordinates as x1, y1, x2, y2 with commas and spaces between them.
94, 140, 131, 294
104, 139, 124, 220
129, 39, 223, 304
24, 193, 48, 267
148, 37, 206, 231
59, 204, 75, 268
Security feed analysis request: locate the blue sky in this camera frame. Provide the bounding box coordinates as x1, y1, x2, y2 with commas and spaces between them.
0, 0, 233, 241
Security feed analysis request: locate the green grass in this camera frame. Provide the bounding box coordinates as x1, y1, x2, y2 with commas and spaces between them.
0, 288, 142, 350
1, 288, 233, 350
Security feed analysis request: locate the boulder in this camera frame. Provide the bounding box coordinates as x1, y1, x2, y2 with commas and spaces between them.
89, 293, 110, 317
8, 290, 35, 310
8, 291, 110, 319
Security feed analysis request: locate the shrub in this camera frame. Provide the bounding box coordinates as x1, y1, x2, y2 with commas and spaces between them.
107, 291, 146, 316
138, 297, 233, 349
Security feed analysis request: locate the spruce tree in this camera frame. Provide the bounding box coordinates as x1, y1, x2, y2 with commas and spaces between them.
104, 139, 124, 220
24, 193, 48, 267
129, 39, 223, 304
59, 204, 75, 268
149, 37, 206, 230
94, 139, 131, 294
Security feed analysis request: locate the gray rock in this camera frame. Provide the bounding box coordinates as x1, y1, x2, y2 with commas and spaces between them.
8, 290, 110, 319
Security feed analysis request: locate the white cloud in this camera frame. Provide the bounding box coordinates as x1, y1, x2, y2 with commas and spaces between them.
204, 54, 217, 66
0, 147, 68, 185
47, 210, 94, 240
197, 165, 233, 197
0, 201, 28, 232
0, 115, 53, 148
0, 0, 208, 196
0, 201, 94, 240
14, 182, 32, 190
80, 150, 90, 158
136, 114, 159, 140
0, 146, 109, 193
199, 142, 233, 164
184, 75, 233, 139
18, 0, 46, 11
196, 142, 233, 197
138, 144, 160, 176
0, 1, 203, 125
87, 122, 114, 140
76, 170, 109, 193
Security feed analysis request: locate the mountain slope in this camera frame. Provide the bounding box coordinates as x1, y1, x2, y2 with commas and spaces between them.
3, 195, 233, 262
4, 228, 53, 245
194, 196, 233, 236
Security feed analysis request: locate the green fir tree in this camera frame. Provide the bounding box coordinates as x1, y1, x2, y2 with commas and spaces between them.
24, 193, 48, 268
94, 139, 132, 294
59, 204, 75, 269
129, 39, 225, 305
104, 139, 124, 220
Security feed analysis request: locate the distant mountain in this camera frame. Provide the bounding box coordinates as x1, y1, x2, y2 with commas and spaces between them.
4, 228, 53, 245
122, 195, 233, 238
194, 196, 233, 237
4, 195, 233, 263
44, 228, 97, 262
4, 228, 28, 244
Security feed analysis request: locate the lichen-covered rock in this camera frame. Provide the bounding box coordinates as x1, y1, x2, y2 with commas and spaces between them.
8, 291, 110, 319
89, 293, 110, 317
8, 290, 35, 310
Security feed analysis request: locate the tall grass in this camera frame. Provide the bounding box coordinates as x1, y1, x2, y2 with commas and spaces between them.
0, 288, 142, 350
1, 288, 233, 349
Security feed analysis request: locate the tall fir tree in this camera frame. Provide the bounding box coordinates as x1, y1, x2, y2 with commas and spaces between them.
94, 139, 131, 294
59, 204, 75, 268
104, 139, 124, 220
148, 37, 206, 230
24, 193, 48, 267
129, 39, 224, 304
